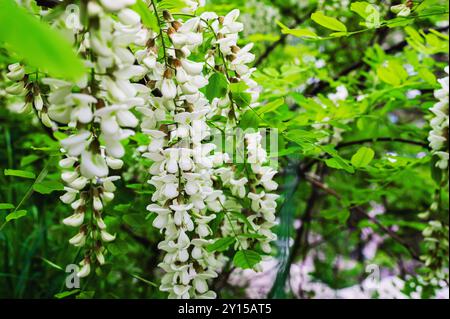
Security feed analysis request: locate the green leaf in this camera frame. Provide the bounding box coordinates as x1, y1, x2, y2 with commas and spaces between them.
4, 169, 36, 179
204, 73, 228, 102
284, 129, 324, 151
130, 132, 151, 146
233, 250, 262, 269
5, 209, 27, 222
311, 12, 347, 32
418, 68, 437, 85
351, 147, 375, 168
256, 98, 284, 115
53, 131, 68, 141
376, 61, 408, 86
325, 158, 343, 170
284, 28, 319, 38
350, 1, 380, 28
131, 274, 158, 287
207, 237, 235, 252
230, 82, 252, 108
276, 21, 319, 38
209, 211, 224, 234
351, 2, 372, 19
239, 110, 260, 130
329, 32, 348, 38
234, 92, 252, 108
20, 154, 40, 167
33, 181, 64, 194
76, 291, 95, 299
54, 289, 80, 299
0, 203, 15, 210
132, 0, 160, 33
41, 257, 64, 271
386, 17, 414, 28
320, 145, 355, 173
157, 0, 186, 11
431, 156, 443, 184
114, 204, 132, 212
0, 0, 85, 80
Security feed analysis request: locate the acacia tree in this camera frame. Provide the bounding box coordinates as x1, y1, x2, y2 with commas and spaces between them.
0, 0, 448, 299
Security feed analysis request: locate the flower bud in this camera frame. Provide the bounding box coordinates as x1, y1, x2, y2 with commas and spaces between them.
163, 10, 173, 21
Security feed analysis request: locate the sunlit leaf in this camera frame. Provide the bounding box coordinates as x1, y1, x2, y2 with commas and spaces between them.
233, 250, 261, 269
311, 12, 347, 32
0, 0, 85, 80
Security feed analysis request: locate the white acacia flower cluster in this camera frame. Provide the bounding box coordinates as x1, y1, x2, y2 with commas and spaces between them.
40, 0, 143, 277
216, 131, 279, 258
420, 66, 450, 284
137, 14, 223, 299
208, 10, 279, 266
135, 8, 278, 298
205, 7, 278, 273
5, 1, 279, 297
428, 66, 449, 170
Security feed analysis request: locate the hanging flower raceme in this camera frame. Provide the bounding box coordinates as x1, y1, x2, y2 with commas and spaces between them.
428, 66, 449, 170
136, 6, 278, 298
9, 0, 143, 278
5, 0, 279, 297
202, 9, 279, 267
136, 8, 225, 299
420, 66, 449, 284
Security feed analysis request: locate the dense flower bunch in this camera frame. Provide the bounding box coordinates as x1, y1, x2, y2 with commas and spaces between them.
5, 0, 146, 277
137, 9, 225, 299
135, 5, 278, 298
420, 66, 449, 283
5, 0, 278, 298
51, 0, 147, 277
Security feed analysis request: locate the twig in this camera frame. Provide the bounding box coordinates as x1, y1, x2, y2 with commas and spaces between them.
121, 225, 151, 246
303, 25, 449, 97
336, 137, 429, 149
254, 7, 314, 67
304, 175, 422, 261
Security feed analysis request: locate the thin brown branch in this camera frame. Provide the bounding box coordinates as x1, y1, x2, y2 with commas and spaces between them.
304, 175, 422, 261
336, 137, 429, 150
254, 7, 314, 67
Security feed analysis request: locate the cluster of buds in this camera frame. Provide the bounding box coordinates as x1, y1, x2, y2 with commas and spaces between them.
5, 63, 55, 128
